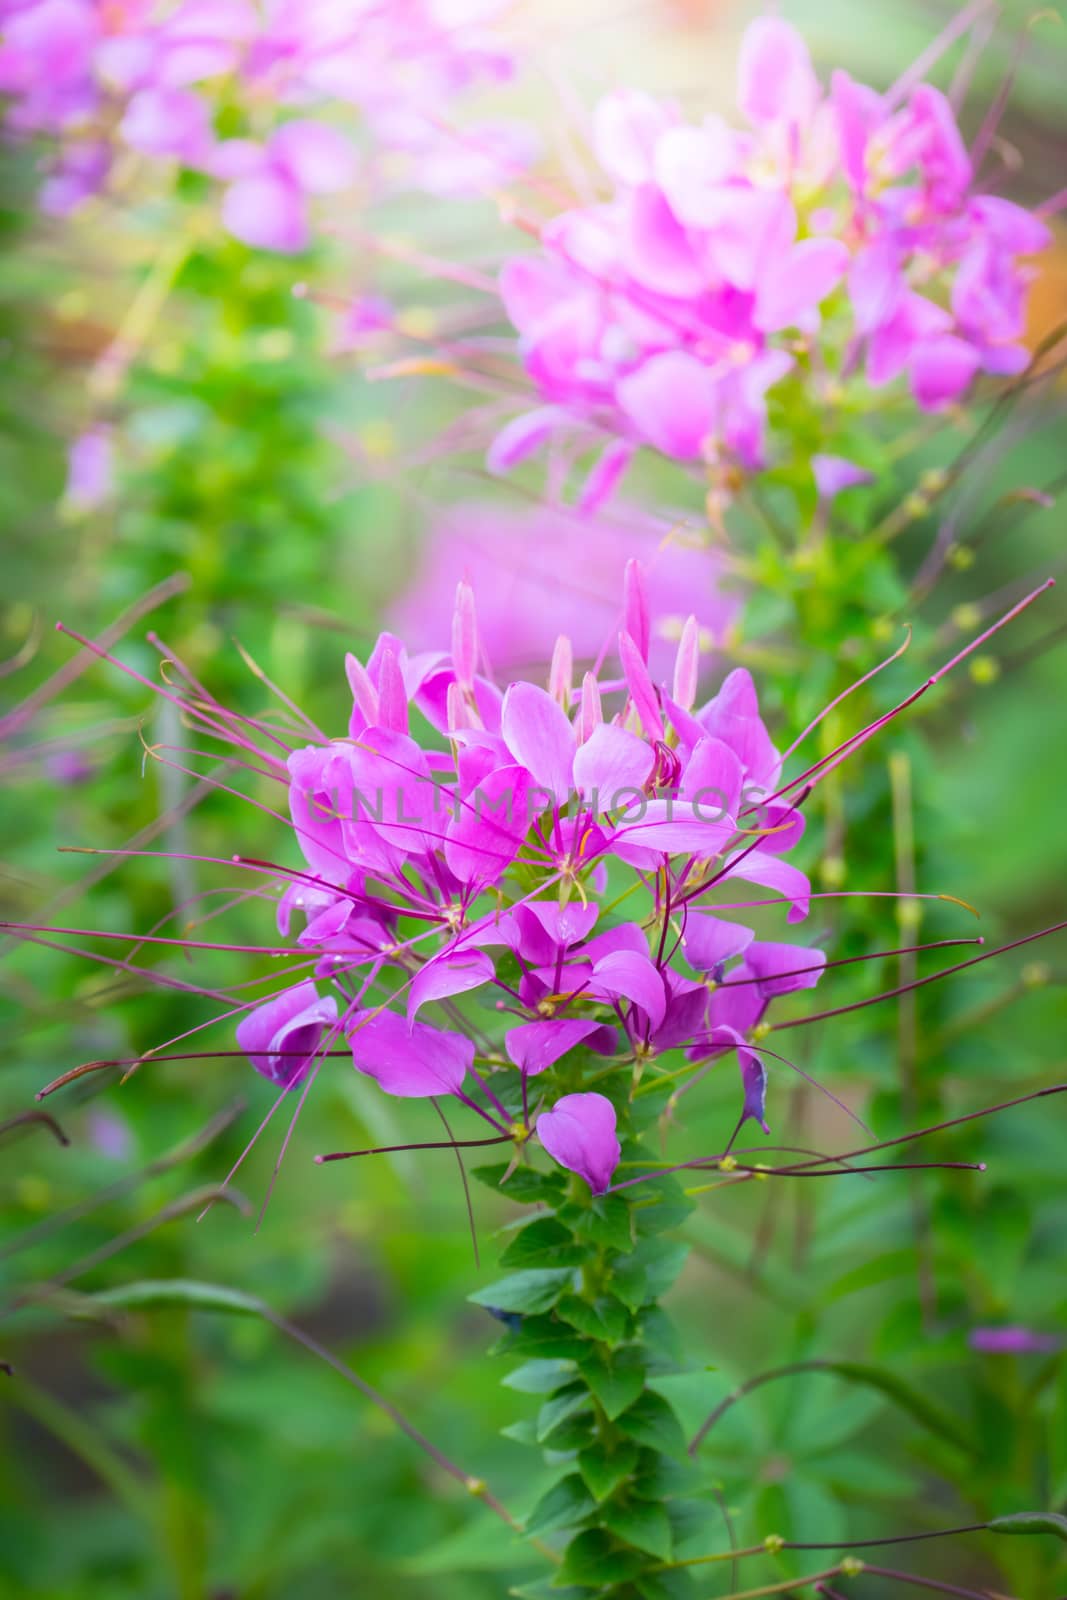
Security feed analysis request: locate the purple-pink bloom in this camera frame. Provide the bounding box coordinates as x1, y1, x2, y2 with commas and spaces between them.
236, 980, 339, 1090
390, 501, 739, 682
1, 0, 527, 239
969, 1326, 1061, 1355
491, 16, 1049, 492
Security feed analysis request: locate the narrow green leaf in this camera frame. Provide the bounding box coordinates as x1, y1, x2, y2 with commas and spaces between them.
91, 1279, 265, 1317
828, 1361, 975, 1454
989, 1510, 1067, 1542
469, 1269, 574, 1315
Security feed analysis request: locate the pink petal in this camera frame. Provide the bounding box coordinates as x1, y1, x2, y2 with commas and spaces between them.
718, 851, 811, 922
745, 941, 826, 997
572, 721, 652, 806
237, 981, 339, 1090
680, 912, 754, 972
407, 950, 495, 1023
222, 171, 307, 253
593, 90, 676, 186
653, 119, 737, 227
270, 119, 357, 194
737, 17, 818, 128
590, 950, 668, 1028
617, 351, 719, 461
812, 453, 874, 501
501, 681, 575, 800
578, 439, 634, 514
445, 763, 532, 886
910, 334, 981, 410
613, 798, 735, 859
487, 405, 568, 473
537, 1092, 621, 1194
120, 87, 211, 159
754, 237, 849, 333
624, 182, 705, 296
680, 735, 744, 818
348, 1011, 473, 1097
505, 1017, 607, 1076
709, 185, 797, 292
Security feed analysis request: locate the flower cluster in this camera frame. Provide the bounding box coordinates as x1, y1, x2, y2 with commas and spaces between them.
0, 0, 531, 247
235, 565, 823, 1194
491, 16, 1051, 503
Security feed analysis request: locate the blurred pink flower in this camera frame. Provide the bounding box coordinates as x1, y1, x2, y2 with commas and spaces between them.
0, 0, 529, 243
388, 500, 740, 676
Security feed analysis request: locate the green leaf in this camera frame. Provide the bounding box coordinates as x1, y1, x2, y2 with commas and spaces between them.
578, 1440, 640, 1502
636, 1569, 699, 1599
633, 1307, 683, 1369
469, 1269, 574, 1316
827, 1361, 975, 1455
640, 1240, 690, 1301
556, 1293, 630, 1345
473, 1163, 566, 1205
503, 1360, 576, 1395
555, 1530, 646, 1589
989, 1511, 1067, 1542
579, 1347, 648, 1420
396, 1512, 528, 1575
611, 1239, 689, 1309
510, 1581, 586, 1600
631, 1172, 695, 1237
537, 1387, 592, 1446
501, 1419, 538, 1446
617, 1391, 687, 1458
525, 1475, 595, 1537
559, 1194, 634, 1254
632, 1455, 700, 1501
500, 1219, 585, 1270
90, 1279, 265, 1317
612, 1261, 650, 1312
490, 1316, 588, 1361
603, 1498, 673, 1561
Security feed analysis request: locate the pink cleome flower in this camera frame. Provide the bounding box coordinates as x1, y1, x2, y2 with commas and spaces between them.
492, 16, 1051, 501
0, 0, 530, 246
228, 564, 823, 1193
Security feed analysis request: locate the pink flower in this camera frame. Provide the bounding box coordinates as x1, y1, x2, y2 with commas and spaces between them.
492, 15, 1049, 494
2, 0, 528, 233
388, 501, 739, 680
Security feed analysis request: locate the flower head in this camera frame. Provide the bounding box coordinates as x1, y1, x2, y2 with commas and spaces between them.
0, 0, 529, 242
491, 16, 1050, 500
